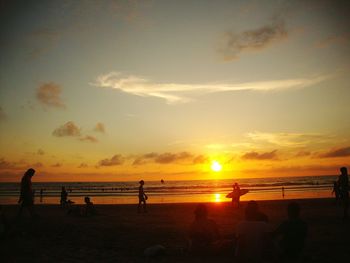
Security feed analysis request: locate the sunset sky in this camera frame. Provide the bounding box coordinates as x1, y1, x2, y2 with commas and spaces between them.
0, 0, 349, 182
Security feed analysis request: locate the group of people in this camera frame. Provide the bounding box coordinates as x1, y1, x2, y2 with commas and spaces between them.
189, 201, 307, 261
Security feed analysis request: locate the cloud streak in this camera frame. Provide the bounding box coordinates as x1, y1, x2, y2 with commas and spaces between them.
318, 146, 350, 158
98, 155, 124, 166
36, 82, 65, 108
93, 72, 332, 104
52, 121, 81, 137
241, 150, 278, 160
219, 17, 288, 61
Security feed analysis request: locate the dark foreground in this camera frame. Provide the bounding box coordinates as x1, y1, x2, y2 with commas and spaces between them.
1, 198, 349, 262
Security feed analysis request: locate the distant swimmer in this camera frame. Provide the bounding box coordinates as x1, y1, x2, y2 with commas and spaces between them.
161, 179, 164, 184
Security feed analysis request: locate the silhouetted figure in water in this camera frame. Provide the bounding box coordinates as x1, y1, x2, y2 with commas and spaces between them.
17, 168, 38, 218
60, 186, 68, 206
138, 180, 148, 213
161, 179, 164, 184
332, 181, 340, 205
235, 201, 271, 262
232, 183, 241, 208
189, 204, 220, 255
274, 202, 307, 261
282, 187, 285, 198
338, 167, 349, 220
40, 188, 43, 203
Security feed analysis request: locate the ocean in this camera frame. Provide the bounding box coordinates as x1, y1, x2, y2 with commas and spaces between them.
0, 175, 337, 205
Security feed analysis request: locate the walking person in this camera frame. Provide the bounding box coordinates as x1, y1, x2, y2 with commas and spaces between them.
138, 180, 148, 213
17, 168, 38, 218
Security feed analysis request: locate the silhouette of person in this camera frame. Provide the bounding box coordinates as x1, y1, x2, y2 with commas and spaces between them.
282, 187, 285, 198
332, 181, 340, 205
60, 186, 68, 207
235, 201, 271, 262
338, 167, 349, 220
17, 168, 38, 218
189, 204, 220, 255
138, 180, 148, 213
40, 188, 43, 203
232, 183, 241, 208
274, 202, 308, 260
83, 196, 96, 216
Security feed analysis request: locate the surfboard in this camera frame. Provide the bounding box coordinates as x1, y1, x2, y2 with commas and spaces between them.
226, 189, 249, 198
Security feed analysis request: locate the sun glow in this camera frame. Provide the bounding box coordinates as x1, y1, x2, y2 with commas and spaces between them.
211, 161, 222, 172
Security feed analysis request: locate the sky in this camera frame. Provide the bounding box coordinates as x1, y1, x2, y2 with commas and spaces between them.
0, 0, 350, 182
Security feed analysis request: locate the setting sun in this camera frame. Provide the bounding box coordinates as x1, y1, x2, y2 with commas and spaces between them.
211, 161, 222, 172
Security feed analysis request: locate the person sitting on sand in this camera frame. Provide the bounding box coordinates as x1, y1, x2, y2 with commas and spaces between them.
17, 168, 38, 218
138, 180, 148, 213
60, 186, 68, 207
245, 200, 269, 222
274, 202, 308, 261
82, 196, 97, 216
189, 204, 221, 255
235, 201, 271, 262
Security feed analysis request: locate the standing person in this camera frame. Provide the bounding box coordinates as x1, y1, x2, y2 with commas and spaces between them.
138, 180, 148, 213
338, 167, 349, 220
17, 168, 37, 218
232, 183, 241, 208
282, 187, 285, 198
332, 181, 340, 205
60, 186, 68, 207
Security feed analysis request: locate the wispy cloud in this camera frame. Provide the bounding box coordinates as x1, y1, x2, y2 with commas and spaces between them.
219, 17, 288, 61
37, 82, 65, 109
318, 146, 350, 158
246, 132, 334, 148
132, 152, 207, 165
53, 121, 81, 137
98, 155, 124, 166
93, 72, 332, 104
79, 135, 98, 143
241, 150, 278, 160
94, 122, 106, 133
37, 149, 45, 155
316, 33, 350, 49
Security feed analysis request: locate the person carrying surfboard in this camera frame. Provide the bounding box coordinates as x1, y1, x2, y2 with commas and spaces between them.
232, 183, 241, 208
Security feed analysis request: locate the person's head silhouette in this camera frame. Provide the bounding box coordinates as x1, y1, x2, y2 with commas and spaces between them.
25, 168, 35, 177
245, 200, 259, 220
139, 180, 145, 185
340, 167, 348, 176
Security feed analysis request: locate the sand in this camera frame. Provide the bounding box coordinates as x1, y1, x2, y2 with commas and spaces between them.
1, 198, 349, 262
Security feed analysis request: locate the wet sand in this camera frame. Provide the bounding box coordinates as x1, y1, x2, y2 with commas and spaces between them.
1, 198, 349, 262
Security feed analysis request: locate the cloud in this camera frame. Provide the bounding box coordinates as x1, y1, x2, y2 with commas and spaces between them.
36, 82, 65, 108
98, 155, 124, 166
132, 152, 208, 165
318, 146, 350, 158
242, 150, 278, 160
52, 121, 81, 137
79, 135, 98, 143
51, 163, 62, 167
37, 149, 45, 155
295, 150, 311, 157
94, 122, 105, 133
0, 158, 18, 169
219, 17, 288, 61
78, 162, 88, 168
93, 71, 332, 104
246, 132, 334, 148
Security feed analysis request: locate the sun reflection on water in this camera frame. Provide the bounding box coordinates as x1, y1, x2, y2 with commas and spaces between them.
214, 193, 222, 202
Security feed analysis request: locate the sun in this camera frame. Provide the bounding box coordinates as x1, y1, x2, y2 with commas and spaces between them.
211, 161, 222, 172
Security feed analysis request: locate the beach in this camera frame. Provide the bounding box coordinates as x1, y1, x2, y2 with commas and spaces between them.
1, 198, 349, 262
